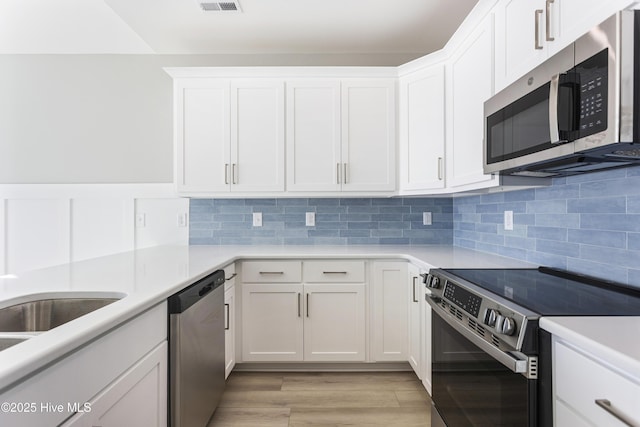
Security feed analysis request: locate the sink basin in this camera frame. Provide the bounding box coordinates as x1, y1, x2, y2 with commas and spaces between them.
0, 336, 31, 351
0, 296, 120, 332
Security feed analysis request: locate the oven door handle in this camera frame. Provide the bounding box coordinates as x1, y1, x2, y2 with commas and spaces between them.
426, 296, 534, 378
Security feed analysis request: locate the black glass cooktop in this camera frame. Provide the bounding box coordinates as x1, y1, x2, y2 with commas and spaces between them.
443, 267, 640, 316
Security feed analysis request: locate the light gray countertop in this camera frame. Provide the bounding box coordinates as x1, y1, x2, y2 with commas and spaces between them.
0, 244, 537, 392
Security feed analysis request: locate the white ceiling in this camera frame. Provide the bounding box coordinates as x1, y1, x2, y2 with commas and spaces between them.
0, 0, 479, 56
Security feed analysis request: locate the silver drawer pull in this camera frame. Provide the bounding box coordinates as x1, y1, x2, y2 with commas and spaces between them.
595, 399, 639, 427
259, 271, 284, 275
323, 271, 347, 274
225, 273, 237, 281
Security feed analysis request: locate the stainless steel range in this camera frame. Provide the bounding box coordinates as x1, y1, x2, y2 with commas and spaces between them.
424, 267, 640, 427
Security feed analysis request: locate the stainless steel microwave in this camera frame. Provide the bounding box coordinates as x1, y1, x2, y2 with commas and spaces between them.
484, 10, 640, 177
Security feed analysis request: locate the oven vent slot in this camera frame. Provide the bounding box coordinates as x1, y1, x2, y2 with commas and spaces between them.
468, 319, 486, 337
491, 335, 501, 347
528, 357, 538, 379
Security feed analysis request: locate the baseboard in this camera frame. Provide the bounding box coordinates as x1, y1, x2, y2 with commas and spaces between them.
232, 362, 413, 372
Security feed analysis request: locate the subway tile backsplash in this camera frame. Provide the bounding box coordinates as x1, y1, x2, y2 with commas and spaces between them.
454, 167, 640, 287
188, 167, 640, 287
190, 197, 453, 246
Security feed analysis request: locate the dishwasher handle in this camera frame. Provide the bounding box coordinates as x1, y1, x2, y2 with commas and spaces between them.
168, 269, 225, 314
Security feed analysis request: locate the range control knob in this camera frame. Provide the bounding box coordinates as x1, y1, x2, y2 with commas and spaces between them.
427, 275, 441, 289
495, 314, 517, 336
483, 308, 498, 327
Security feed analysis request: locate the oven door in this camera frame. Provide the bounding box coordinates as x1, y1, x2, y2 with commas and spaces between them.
431, 312, 536, 427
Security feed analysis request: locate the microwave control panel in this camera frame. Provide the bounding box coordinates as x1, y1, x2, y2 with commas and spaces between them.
577, 49, 608, 136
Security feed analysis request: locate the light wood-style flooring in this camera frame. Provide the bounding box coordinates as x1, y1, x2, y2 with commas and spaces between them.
208, 371, 432, 426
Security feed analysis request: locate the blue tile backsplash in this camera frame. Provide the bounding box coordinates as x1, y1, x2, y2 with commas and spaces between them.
190, 197, 453, 246
188, 167, 640, 287
454, 167, 640, 287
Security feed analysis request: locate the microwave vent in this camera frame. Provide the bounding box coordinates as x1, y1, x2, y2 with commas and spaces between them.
605, 149, 640, 159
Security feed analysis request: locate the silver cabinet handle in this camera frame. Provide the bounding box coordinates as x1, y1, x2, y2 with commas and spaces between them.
306, 293, 310, 318
224, 303, 230, 330
232, 163, 237, 184
595, 399, 639, 427
259, 271, 284, 275
225, 164, 230, 184
225, 273, 237, 281
412, 276, 418, 303
545, 0, 555, 42
323, 271, 347, 274
343, 163, 348, 184
297, 293, 301, 317
437, 157, 443, 181
535, 9, 543, 50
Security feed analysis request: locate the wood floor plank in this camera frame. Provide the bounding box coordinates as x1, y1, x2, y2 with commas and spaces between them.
208, 408, 291, 427
395, 389, 432, 407
211, 371, 434, 426
219, 390, 401, 409
289, 407, 431, 426
281, 371, 423, 392
225, 372, 284, 391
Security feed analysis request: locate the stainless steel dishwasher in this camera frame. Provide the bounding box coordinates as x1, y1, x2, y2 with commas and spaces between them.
168, 269, 225, 427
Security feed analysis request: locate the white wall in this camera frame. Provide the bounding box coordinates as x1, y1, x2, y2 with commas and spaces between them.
0, 185, 189, 275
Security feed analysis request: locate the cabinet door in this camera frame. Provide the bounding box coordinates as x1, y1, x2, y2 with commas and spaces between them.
446, 16, 498, 190
341, 80, 396, 192
407, 264, 423, 378
494, 0, 548, 91
241, 284, 303, 361
399, 66, 446, 193
303, 284, 366, 361
230, 80, 285, 192
175, 79, 230, 194
371, 262, 408, 362
224, 285, 235, 379
64, 342, 168, 427
549, 0, 636, 56
286, 81, 341, 192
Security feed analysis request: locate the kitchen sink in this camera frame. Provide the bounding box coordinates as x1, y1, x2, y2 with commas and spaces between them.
0, 336, 32, 351
0, 294, 122, 333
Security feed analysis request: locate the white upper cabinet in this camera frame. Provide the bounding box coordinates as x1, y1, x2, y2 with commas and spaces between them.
230, 80, 285, 192
445, 15, 498, 191
494, 0, 636, 91
399, 65, 446, 193
175, 79, 230, 194
286, 79, 396, 193
174, 78, 284, 196
341, 80, 396, 192
286, 81, 342, 192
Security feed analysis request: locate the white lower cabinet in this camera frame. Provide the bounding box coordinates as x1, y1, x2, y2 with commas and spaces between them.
303, 284, 366, 362
241, 282, 366, 362
63, 342, 167, 427
553, 337, 640, 427
407, 264, 423, 377
240, 260, 366, 362
241, 283, 304, 361
0, 303, 167, 427
224, 263, 237, 378
371, 262, 408, 361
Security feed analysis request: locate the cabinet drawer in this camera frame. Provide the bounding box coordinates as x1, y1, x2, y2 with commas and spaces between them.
241, 261, 302, 283
554, 340, 640, 427
303, 260, 365, 283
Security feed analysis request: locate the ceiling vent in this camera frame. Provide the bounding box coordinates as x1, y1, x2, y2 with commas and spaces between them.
198, 0, 242, 12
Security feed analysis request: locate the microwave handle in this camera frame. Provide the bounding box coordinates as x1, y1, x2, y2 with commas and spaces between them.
549, 74, 568, 145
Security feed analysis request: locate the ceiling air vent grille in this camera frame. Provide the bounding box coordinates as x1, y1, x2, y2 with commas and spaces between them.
198, 0, 242, 12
